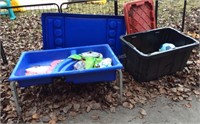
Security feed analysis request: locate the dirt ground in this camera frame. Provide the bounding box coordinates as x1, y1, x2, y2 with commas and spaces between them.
1, 0, 200, 123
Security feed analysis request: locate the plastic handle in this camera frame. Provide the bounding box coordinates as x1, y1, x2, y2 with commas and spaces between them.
135, 1, 145, 6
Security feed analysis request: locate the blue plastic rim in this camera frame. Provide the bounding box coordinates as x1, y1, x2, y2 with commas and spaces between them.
41, 13, 126, 58
9, 44, 123, 87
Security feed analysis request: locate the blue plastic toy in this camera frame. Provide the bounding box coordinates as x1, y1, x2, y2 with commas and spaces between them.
159, 43, 176, 52
0, 0, 16, 20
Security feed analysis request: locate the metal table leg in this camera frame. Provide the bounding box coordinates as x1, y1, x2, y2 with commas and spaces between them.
9, 70, 123, 115
118, 69, 123, 103
0, 41, 8, 64
10, 81, 22, 116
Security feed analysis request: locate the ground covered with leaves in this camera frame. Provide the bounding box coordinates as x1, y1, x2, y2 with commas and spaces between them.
0, 0, 200, 123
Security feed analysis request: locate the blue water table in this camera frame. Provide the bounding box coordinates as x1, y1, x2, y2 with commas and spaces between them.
9, 13, 126, 116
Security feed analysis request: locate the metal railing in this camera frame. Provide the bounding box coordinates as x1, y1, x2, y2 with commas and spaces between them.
60, 0, 116, 15
155, 0, 187, 32
0, 3, 60, 64
0, 3, 60, 12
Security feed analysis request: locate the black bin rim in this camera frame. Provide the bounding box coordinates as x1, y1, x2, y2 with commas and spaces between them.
120, 27, 199, 57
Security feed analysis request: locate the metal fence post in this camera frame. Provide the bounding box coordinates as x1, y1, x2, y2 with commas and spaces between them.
181, 0, 187, 32
0, 41, 8, 64
155, 0, 158, 28
114, 0, 118, 15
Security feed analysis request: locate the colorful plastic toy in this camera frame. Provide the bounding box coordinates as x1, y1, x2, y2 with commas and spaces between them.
159, 43, 176, 52
0, 0, 16, 20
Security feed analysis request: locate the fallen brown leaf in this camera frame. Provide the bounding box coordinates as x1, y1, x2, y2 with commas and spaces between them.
90, 114, 99, 120
86, 106, 92, 113
178, 96, 184, 101
81, 102, 87, 109
181, 94, 188, 98
63, 106, 70, 113
140, 108, 147, 116
183, 103, 192, 108
172, 97, 178, 101
139, 114, 143, 119
53, 104, 60, 109
105, 93, 114, 103
186, 60, 193, 65
113, 86, 120, 90
187, 32, 200, 39
3, 105, 12, 112
110, 107, 116, 113
184, 88, 191, 92
4, 113, 16, 122
42, 116, 51, 123
69, 111, 77, 117
73, 103, 81, 112
126, 91, 132, 97
31, 120, 37, 124
186, 97, 193, 101
191, 82, 197, 85
49, 113, 57, 121
176, 92, 181, 96
193, 90, 200, 95
49, 119, 57, 124
32, 113, 40, 120
129, 99, 136, 105
58, 115, 67, 121
122, 102, 134, 109
171, 88, 177, 93
92, 103, 101, 110
177, 85, 184, 92
159, 88, 166, 94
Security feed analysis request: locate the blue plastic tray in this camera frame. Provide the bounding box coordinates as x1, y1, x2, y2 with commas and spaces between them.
9, 44, 123, 87
42, 13, 126, 57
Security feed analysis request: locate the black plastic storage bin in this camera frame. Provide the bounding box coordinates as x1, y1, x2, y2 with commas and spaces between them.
120, 27, 199, 82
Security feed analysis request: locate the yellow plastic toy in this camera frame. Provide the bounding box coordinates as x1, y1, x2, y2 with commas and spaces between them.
11, 0, 25, 12
88, 0, 107, 4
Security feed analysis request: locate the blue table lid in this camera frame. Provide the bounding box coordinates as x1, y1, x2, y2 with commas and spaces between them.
41, 13, 126, 57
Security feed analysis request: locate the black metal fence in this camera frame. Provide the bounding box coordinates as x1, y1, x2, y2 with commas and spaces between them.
0, 0, 189, 30
0, 0, 189, 65
0, 3, 60, 64
60, 0, 116, 15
